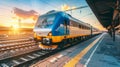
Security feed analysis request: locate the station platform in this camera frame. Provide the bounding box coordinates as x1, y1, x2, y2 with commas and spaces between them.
30, 33, 120, 67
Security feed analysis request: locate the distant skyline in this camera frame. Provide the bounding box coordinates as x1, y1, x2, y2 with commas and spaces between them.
0, 0, 106, 30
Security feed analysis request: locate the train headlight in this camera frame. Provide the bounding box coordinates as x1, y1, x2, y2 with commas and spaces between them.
48, 32, 52, 36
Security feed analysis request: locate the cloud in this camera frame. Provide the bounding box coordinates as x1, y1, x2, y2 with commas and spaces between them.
13, 7, 39, 20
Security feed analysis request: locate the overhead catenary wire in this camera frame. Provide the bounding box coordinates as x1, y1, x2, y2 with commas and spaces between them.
40, 0, 59, 10
64, 5, 88, 16
65, 6, 88, 11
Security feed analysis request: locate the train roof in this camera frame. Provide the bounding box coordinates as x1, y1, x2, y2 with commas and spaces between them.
67, 14, 100, 30
67, 14, 91, 28
40, 10, 94, 29
40, 10, 62, 17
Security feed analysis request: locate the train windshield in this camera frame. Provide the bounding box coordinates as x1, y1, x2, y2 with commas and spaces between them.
36, 14, 56, 28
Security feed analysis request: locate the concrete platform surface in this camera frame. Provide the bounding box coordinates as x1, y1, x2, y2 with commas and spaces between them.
30, 33, 120, 67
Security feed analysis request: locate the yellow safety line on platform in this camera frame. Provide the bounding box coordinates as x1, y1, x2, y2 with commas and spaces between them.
64, 34, 104, 67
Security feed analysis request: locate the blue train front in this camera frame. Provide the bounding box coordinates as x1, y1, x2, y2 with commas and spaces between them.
33, 10, 100, 50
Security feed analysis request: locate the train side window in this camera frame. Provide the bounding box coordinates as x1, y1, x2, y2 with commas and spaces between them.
83, 26, 84, 29
63, 21, 67, 26
84, 26, 85, 29
79, 25, 81, 29
87, 27, 88, 30
84, 26, 86, 29
70, 20, 80, 28
85, 26, 87, 30
87, 27, 89, 30
86, 27, 88, 30
81, 25, 82, 29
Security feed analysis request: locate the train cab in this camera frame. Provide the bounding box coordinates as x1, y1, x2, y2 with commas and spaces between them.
33, 11, 69, 49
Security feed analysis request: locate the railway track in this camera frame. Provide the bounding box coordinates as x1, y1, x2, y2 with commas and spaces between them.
0, 36, 54, 67
0, 38, 86, 67
0, 50, 52, 67
0, 37, 38, 58
0, 33, 42, 67
0, 33, 100, 67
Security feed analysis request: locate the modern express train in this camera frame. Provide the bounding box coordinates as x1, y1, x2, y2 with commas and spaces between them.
33, 10, 100, 50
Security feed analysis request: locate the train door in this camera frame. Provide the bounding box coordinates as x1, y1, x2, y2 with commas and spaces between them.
58, 20, 69, 48
63, 20, 69, 36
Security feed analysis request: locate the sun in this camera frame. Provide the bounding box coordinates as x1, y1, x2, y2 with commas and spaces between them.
12, 24, 19, 30
61, 4, 70, 11
10, 24, 20, 35
13, 24, 19, 28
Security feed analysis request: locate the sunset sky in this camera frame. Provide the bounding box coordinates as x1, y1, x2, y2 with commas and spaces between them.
0, 0, 106, 30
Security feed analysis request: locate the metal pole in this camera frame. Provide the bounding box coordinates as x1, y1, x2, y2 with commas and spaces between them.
112, 25, 115, 41
91, 26, 92, 37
